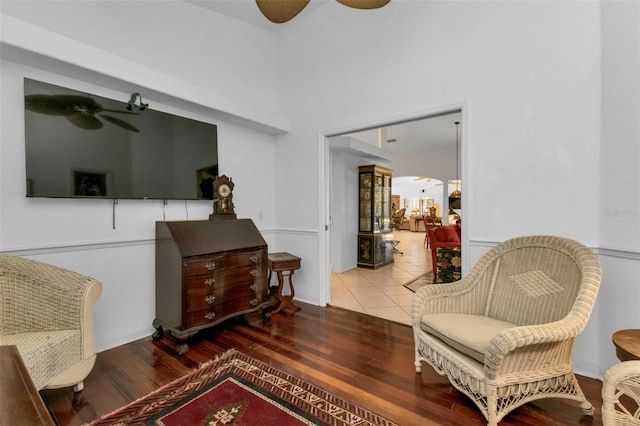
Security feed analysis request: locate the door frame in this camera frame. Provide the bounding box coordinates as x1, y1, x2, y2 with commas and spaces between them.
317, 101, 470, 306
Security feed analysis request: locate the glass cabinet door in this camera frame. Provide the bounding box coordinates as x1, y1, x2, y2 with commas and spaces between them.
359, 172, 372, 232
373, 174, 381, 232
357, 164, 394, 269
381, 174, 391, 232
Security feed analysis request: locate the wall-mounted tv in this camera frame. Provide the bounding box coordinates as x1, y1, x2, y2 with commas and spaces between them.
24, 78, 218, 200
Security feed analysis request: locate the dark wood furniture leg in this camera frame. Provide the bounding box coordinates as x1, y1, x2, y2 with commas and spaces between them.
273, 269, 300, 313
268, 252, 302, 314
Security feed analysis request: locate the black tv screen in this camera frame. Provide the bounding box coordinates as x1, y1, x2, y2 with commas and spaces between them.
24, 78, 218, 200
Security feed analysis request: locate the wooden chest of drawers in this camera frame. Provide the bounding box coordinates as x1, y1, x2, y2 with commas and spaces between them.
153, 219, 269, 354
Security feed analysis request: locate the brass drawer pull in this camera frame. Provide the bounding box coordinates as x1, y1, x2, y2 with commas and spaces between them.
205, 295, 216, 305
250, 283, 257, 291
205, 277, 216, 286
205, 312, 216, 320
205, 262, 216, 271
249, 298, 258, 307
250, 255, 258, 263
250, 269, 258, 277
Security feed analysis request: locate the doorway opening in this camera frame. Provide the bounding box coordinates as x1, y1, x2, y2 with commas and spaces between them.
319, 105, 467, 323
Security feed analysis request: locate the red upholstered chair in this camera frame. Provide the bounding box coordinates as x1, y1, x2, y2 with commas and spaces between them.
427, 225, 461, 282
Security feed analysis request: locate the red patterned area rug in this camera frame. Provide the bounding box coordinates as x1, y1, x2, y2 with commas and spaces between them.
88, 349, 398, 426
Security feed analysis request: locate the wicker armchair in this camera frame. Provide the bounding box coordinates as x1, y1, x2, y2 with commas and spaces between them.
411, 235, 601, 425
0, 255, 102, 391
391, 208, 407, 231
602, 360, 640, 425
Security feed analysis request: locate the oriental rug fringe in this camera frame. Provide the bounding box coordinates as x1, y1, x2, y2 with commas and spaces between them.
87, 349, 398, 426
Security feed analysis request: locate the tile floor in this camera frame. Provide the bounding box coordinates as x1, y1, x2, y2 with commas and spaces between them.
330, 230, 431, 325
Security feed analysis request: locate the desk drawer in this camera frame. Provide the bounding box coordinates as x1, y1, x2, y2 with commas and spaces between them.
186, 281, 264, 312
185, 265, 264, 291
184, 249, 264, 276
185, 294, 266, 328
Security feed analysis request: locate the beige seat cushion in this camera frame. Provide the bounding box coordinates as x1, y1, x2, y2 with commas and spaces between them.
0, 330, 82, 390
420, 313, 515, 363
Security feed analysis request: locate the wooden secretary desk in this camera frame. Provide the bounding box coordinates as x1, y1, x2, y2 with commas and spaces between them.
153, 219, 270, 355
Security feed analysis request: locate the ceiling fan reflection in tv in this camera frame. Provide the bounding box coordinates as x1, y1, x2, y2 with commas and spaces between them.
25, 93, 141, 133
23, 78, 219, 201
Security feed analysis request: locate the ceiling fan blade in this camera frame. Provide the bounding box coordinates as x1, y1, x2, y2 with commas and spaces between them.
25, 95, 69, 115
336, 0, 390, 10
26, 94, 91, 116
100, 114, 140, 133
256, 0, 310, 23
66, 113, 103, 130
26, 94, 107, 118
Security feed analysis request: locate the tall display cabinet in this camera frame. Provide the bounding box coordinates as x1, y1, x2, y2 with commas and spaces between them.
357, 164, 394, 269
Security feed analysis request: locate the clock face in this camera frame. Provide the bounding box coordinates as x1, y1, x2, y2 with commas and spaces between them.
218, 183, 231, 198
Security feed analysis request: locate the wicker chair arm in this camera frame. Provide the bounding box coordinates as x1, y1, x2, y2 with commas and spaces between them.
602, 360, 640, 426
484, 319, 583, 379
604, 360, 640, 386
79, 278, 102, 358
49, 276, 99, 323
1, 255, 100, 333
411, 276, 484, 329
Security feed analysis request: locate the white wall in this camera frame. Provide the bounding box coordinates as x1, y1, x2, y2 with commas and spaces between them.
598, 0, 640, 373
329, 151, 361, 273
272, 0, 615, 377
600, 1, 640, 251
0, 1, 278, 111
276, 0, 602, 240
392, 145, 457, 184
1, 58, 279, 350
0, 3, 282, 351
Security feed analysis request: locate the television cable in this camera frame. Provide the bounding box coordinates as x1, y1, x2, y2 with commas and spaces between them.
112, 199, 118, 230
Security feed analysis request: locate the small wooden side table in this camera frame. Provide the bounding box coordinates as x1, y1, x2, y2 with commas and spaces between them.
268, 252, 301, 314
0, 345, 55, 426
612, 329, 640, 361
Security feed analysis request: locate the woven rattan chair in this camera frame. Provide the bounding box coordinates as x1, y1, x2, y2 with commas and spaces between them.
0, 255, 102, 391
391, 208, 407, 231
602, 360, 640, 425
411, 235, 601, 425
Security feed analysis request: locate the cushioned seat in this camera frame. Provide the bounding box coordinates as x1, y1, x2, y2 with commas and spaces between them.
421, 314, 515, 363
412, 235, 601, 426
0, 255, 102, 391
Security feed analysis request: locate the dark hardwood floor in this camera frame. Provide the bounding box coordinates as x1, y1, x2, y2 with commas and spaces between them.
40, 303, 603, 425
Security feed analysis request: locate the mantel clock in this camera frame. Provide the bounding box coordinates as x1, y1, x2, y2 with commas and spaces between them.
209, 175, 237, 220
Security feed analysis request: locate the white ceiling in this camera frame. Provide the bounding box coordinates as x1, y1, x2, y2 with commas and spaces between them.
185, 0, 327, 31
384, 112, 462, 154
344, 111, 462, 155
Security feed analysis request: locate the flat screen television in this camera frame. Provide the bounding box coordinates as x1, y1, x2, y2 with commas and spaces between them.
24, 78, 218, 200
